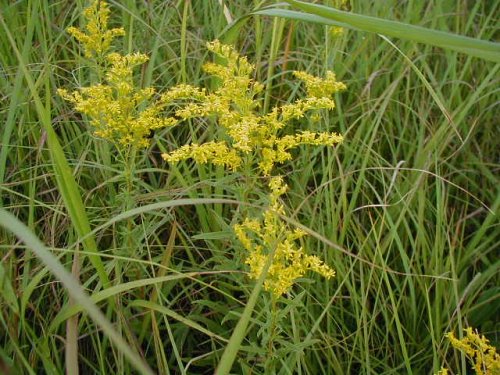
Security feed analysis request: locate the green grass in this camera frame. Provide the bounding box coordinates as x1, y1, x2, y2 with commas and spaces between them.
1, 0, 498, 374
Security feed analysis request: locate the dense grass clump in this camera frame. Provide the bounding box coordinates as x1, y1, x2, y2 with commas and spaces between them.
0, 1, 498, 374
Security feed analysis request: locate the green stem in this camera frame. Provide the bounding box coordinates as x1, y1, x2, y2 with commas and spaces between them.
215, 247, 274, 375
265, 295, 279, 373
263, 17, 285, 113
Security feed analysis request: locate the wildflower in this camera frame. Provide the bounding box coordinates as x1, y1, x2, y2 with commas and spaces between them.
329, 26, 345, 37
159, 41, 342, 296
60, 1, 177, 147
67, 0, 125, 59
234, 178, 335, 297
162, 41, 345, 176
435, 368, 449, 375
446, 328, 500, 375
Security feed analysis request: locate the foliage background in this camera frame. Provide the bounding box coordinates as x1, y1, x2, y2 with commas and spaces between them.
0, 0, 498, 374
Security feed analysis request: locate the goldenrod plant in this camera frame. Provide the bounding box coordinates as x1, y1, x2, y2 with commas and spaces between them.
438, 328, 500, 375
59, 0, 176, 148
60, 1, 344, 297
59, 2, 345, 372
161, 40, 344, 297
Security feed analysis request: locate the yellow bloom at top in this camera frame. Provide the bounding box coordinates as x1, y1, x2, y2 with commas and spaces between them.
59, 1, 177, 147
161, 40, 346, 176
58, 52, 177, 147
67, 0, 125, 58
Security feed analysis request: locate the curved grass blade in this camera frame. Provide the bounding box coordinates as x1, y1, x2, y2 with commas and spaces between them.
0, 11, 109, 288
0, 209, 154, 375
130, 300, 229, 343
256, 1, 500, 62
50, 273, 202, 330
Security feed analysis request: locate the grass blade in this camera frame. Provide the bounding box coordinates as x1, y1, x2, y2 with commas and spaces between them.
0, 209, 154, 375
0, 10, 109, 288
256, 0, 500, 62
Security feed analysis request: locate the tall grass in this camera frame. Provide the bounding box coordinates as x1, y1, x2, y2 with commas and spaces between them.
1, 0, 498, 374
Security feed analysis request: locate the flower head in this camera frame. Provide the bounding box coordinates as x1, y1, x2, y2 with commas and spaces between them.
445, 328, 500, 375
67, 0, 125, 58
59, 1, 177, 147
162, 41, 345, 175
58, 52, 177, 147
234, 178, 335, 297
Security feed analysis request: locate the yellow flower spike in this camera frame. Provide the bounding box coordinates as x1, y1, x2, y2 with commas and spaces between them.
162, 141, 242, 170
234, 174, 335, 298
268, 176, 287, 203
59, 58, 176, 147
205, 40, 254, 79
294, 70, 347, 98
445, 328, 500, 375
60, 5, 176, 148
280, 97, 335, 122
106, 52, 150, 86
160, 84, 207, 103
67, 0, 125, 58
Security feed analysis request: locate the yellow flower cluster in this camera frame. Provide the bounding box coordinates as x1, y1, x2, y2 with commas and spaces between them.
60, 1, 176, 147
67, 0, 125, 59
163, 141, 241, 170
445, 328, 499, 375
259, 130, 344, 175
293, 71, 346, 99
158, 41, 343, 296
63, 1, 342, 296
435, 368, 449, 375
234, 177, 335, 296
329, 26, 345, 37
161, 40, 345, 175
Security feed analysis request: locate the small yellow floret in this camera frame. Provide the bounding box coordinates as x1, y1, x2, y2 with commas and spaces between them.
434, 368, 449, 375
329, 26, 345, 37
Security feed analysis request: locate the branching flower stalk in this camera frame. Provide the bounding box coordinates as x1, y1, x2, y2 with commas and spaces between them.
160, 41, 345, 371
161, 40, 344, 297
60, 1, 346, 371
59, 1, 177, 150
58, 1, 178, 271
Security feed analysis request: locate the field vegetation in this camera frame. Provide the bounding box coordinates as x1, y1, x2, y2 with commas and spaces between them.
0, 0, 498, 374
